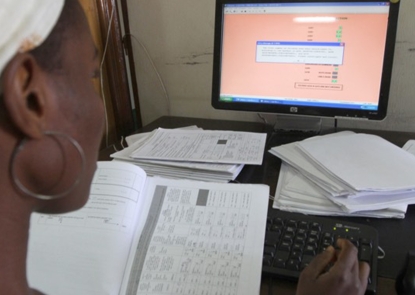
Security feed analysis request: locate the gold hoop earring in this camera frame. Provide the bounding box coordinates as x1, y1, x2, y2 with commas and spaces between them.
10, 131, 86, 200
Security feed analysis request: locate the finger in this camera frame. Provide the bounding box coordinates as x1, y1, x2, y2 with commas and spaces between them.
358, 261, 371, 289
332, 239, 359, 271
302, 245, 336, 279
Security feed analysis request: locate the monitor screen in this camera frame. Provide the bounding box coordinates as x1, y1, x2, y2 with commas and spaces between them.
211, 0, 400, 120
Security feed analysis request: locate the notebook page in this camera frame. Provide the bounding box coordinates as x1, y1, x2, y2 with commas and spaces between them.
27, 162, 148, 295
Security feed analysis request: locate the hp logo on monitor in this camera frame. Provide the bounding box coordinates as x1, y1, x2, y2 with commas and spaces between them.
290, 107, 298, 113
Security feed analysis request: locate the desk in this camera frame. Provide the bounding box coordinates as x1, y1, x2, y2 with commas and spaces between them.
102, 116, 415, 295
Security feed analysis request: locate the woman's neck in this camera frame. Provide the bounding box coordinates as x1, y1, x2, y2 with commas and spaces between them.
0, 198, 33, 294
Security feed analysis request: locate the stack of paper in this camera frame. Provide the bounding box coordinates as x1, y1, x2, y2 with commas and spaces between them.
269, 131, 415, 218
111, 127, 267, 182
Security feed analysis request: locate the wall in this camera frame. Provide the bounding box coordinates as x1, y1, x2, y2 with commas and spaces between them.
127, 0, 415, 132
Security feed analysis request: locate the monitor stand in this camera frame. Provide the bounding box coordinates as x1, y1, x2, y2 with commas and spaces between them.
272, 114, 322, 135
263, 114, 323, 147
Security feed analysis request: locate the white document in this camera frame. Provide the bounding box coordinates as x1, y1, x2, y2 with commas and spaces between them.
125, 125, 201, 147
121, 177, 269, 295
298, 133, 415, 191
27, 161, 269, 295
113, 134, 242, 174
326, 189, 415, 213
112, 128, 245, 182
269, 131, 356, 197
270, 131, 415, 216
112, 158, 244, 183
273, 162, 407, 218
129, 128, 267, 165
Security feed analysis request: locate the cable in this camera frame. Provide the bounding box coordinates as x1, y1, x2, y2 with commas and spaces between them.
100, 0, 115, 148
124, 33, 171, 116
120, 136, 126, 149
112, 144, 119, 152
378, 246, 386, 259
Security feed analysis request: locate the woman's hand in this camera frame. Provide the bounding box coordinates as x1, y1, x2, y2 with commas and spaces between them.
296, 239, 370, 295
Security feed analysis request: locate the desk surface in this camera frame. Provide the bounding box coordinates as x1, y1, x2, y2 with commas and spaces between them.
102, 115, 415, 295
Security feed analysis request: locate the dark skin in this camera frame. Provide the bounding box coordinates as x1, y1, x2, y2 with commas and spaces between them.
0, 1, 369, 295
296, 239, 371, 295
0, 1, 104, 294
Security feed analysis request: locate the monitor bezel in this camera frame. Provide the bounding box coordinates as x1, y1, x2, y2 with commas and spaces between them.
211, 0, 400, 120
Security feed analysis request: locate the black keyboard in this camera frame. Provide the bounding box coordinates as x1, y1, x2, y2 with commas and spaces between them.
262, 210, 378, 294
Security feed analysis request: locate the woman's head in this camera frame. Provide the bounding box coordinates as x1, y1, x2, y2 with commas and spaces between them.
0, 0, 105, 213
0, 0, 64, 78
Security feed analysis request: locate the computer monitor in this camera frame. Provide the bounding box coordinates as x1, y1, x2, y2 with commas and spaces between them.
211, 0, 400, 122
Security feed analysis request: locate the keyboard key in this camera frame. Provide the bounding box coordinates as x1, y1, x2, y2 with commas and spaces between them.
309, 230, 320, 239
273, 218, 284, 227
290, 251, 302, 261
287, 220, 298, 228
360, 238, 372, 247
296, 228, 308, 238
263, 255, 273, 266
282, 234, 293, 243
270, 224, 282, 233
304, 245, 316, 256
359, 245, 372, 263
273, 251, 289, 268
265, 232, 281, 247
311, 222, 321, 231
285, 226, 296, 236
292, 243, 303, 252
279, 241, 292, 252
298, 221, 309, 229
306, 237, 318, 248
264, 245, 276, 256
287, 259, 300, 271
294, 236, 306, 245
322, 234, 333, 245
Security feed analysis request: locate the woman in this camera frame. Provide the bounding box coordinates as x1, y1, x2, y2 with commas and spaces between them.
0, 0, 104, 294
0, 0, 369, 294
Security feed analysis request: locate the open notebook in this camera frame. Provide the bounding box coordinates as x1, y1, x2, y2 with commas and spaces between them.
27, 161, 269, 295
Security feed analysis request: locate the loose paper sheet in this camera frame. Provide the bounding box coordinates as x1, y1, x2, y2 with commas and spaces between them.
130, 129, 267, 165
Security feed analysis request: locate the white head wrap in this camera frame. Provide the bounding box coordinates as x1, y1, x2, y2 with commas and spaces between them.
0, 0, 65, 77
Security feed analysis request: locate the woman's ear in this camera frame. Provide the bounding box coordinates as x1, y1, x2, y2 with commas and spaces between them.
1, 52, 49, 139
